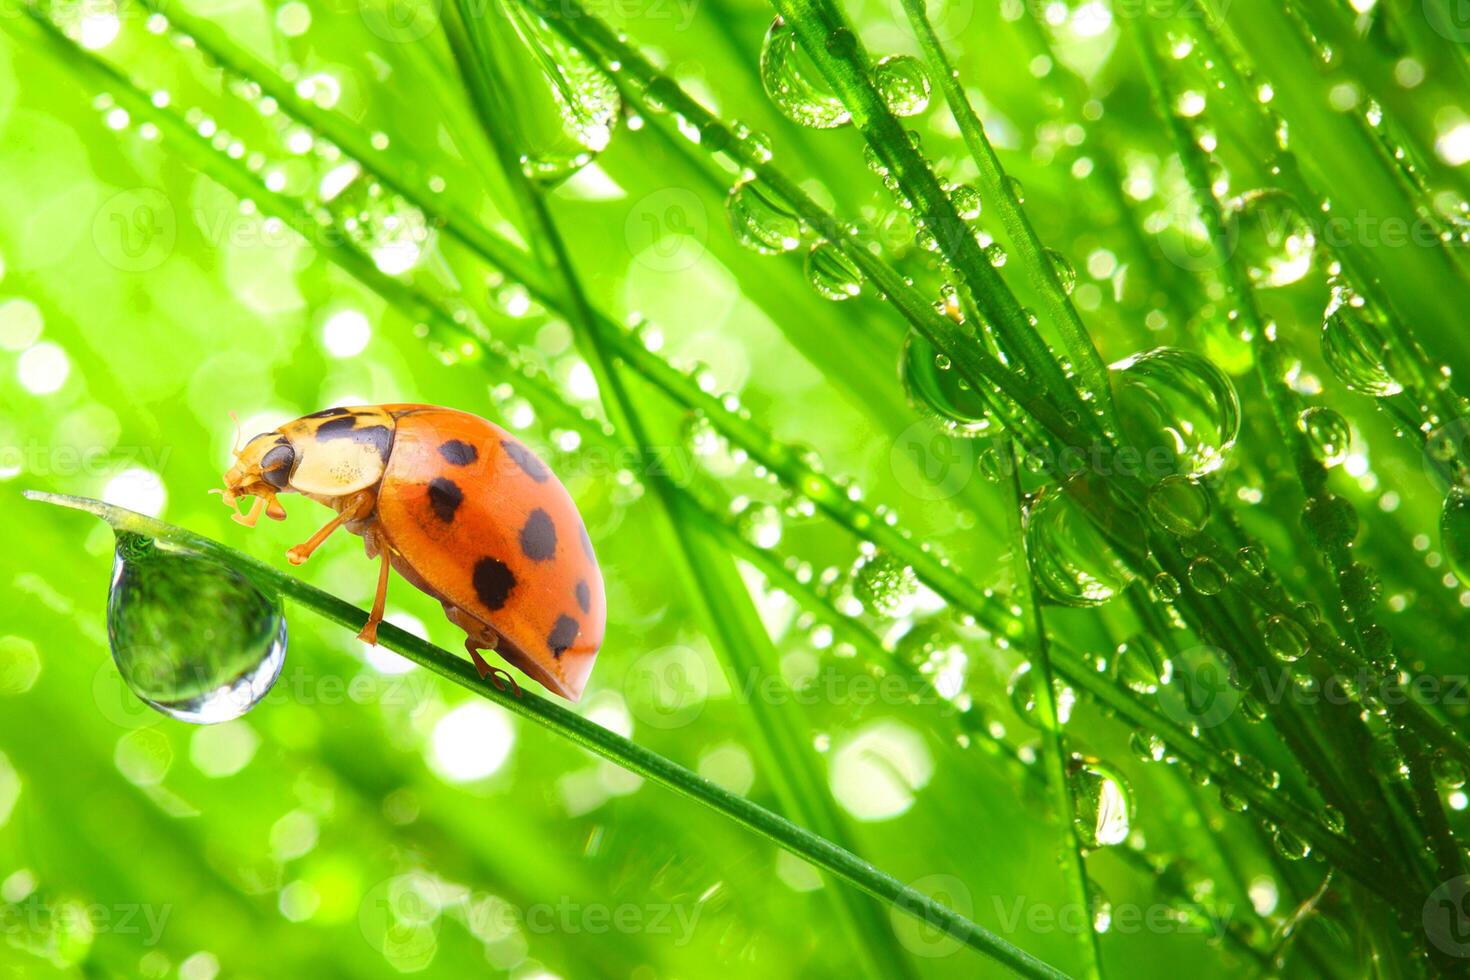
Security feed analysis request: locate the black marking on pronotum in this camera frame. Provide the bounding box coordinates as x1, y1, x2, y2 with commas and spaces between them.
519, 508, 557, 561
427, 477, 463, 523
472, 557, 517, 611
316, 415, 394, 463
305, 406, 352, 419
260, 444, 296, 489
501, 439, 550, 483
578, 522, 595, 561
438, 440, 479, 466
547, 614, 580, 658
575, 580, 591, 614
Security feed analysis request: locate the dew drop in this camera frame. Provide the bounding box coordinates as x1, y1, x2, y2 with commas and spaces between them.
727, 179, 801, 254
874, 55, 931, 117
1440, 487, 1470, 585
1046, 249, 1078, 294
1025, 476, 1140, 607
1320, 287, 1402, 397
107, 533, 286, 724
852, 552, 918, 618
1068, 756, 1132, 849
1146, 475, 1211, 536
1112, 347, 1240, 478
1007, 662, 1075, 728
949, 183, 982, 220
1112, 635, 1173, 695
805, 240, 863, 300
1227, 188, 1316, 288
1296, 406, 1350, 467
900, 330, 997, 437
760, 16, 851, 129
1264, 615, 1310, 663
1186, 556, 1227, 596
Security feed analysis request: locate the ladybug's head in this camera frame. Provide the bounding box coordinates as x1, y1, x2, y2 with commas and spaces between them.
218, 430, 296, 527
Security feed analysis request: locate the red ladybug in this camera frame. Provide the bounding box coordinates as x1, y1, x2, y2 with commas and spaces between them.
219, 404, 604, 701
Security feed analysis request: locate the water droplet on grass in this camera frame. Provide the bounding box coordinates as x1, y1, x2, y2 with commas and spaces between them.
1228, 188, 1316, 288
1441, 487, 1470, 585
1069, 756, 1132, 849
1147, 475, 1211, 535
900, 331, 997, 437
874, 55, 931, 116
1112, 347, 1240, 478
1025, 476, 1139, 607
1264, 615, 1310, 662
1321, 287, 1402, 397
1297, 406, 1350, 466
760, 17, 851, 129
107, 532, 285, 724
853, 552, 918, 618
804, 240, 862, 300
727, 179, 801, 254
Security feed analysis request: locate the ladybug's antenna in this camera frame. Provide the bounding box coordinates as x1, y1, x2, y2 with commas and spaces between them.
229, 411, 244, 457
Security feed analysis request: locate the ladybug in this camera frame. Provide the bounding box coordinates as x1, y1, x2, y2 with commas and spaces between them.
217, 404, 605, 701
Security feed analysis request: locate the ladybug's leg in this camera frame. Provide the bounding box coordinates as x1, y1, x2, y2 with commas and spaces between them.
357, 550, 392, 645
287, 491, 373, 566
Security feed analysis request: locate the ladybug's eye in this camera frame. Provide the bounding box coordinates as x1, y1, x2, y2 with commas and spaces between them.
260, 443, 296, 489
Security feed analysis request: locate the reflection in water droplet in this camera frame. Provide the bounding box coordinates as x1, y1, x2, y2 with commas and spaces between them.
874, 55, 931, 117
1264, 615, 1310, 663
1296, 406, 1350, 467
900, 330, 998, 438
727, 179, 801, 254
853, 552, 918, 618
760, 17, 851, 129
107, 532, 286, 724
805, 240, 863, 300
1228, 188, 1316, 288
1112, 346, 1240, 478
1146, 475, 1211, 536
1025, 476, 1139, 607
1069, 756, 1132, 849
1441, 487, 1470, 585
1321, 287, 1402, 397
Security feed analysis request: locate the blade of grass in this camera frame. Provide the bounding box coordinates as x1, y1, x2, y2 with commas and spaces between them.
25, 490, 1072, 980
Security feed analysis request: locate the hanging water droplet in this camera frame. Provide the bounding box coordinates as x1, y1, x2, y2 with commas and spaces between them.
1005, 175, 1025, 203
874, 55, 931, 117
1146, 475, 1211, 536
1296, 407, 1350, 467
1440, 487, 1470, 585
852, 552, 918, 618
1151, 571, 1181, 602
1007, 662, 1075, 728
1186, 556, 1227, 595
1264, 615, 1310, 663
1113, 635, 1173, 694
1112, 347, 1240, 478
1068, 756, 1132, 849
727, 179, 801, 254
737, 501, 784, 548
760, 16, 851, 129
1025, 475, 1140, 607
805, 240, 863, 300
1272, 826, 1311, 860
1045, 249, 1077, 294
480, 4, 621, 184
900, 330, 997, 437
1321, 287, 1402, 397
107, 532, 286, 724
1227, 188, 1317, 288
949, 183, 982, 220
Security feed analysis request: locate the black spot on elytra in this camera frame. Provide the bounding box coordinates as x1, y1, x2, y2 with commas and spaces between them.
502, 439, 549, 483
438, 440, 479, 466
316, 415, 394, 463
260, 444, 296, 489
427, 477, 463, 523
472, 557, 516, 611
575, 580, 591, 613
578, 522, 596, 561
304, 407, 352, 419
519, 508, 557, 561
547, 614, 580, 659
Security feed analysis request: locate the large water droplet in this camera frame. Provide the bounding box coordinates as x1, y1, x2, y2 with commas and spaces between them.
1227, 188, 1316, 288
1320, 287, 1402, 397
1112, 347, 1240, 478
900, 330, 998, 438
1296, 407, 1350, 467
482, 4, 621, 184
805, 240, 863, 300
760, 16, 851, 129
1264, 615, 1310, 663
874, 55, 931, 117
1025, 476, 1140, 607
1008, 662, 1075, 728
1146, 474, 1211, 536
1069, 756, 1133, 849
1441, 487, 1470, 585
1113, 634, 1173, 694
727, 179, 801, 254
107, 532, 286, 724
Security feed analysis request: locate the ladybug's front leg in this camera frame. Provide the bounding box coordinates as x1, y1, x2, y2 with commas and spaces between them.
287, 490, 375, 566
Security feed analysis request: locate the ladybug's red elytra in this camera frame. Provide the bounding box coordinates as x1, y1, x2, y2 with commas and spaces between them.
218, 404, 605, 701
